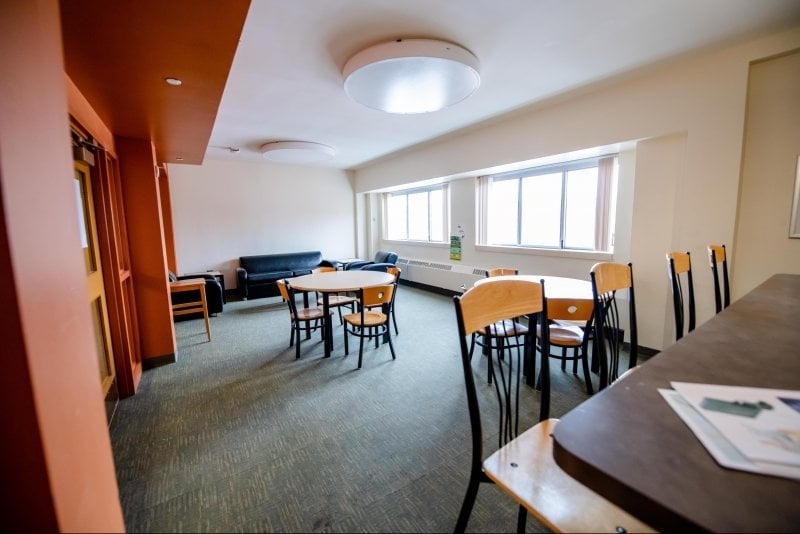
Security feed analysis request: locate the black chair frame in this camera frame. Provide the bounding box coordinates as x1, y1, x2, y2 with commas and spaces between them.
277, 279, 327, 359
453, 279, 550, 534
590, 263, 638, 390
343, 284, 396, 369
667, 251, 696, 340
708, 244, 730, 314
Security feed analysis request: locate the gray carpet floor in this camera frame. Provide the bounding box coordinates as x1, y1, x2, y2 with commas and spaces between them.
110, 285, 615, 533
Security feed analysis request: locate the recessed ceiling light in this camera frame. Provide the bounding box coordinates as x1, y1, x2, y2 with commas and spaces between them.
342, 38, 480, 114
259, 141, 336, 164
175, 157, 184, 161
164, 77, 183, 86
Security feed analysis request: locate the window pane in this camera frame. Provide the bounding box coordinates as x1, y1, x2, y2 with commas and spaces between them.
429, 189, 443, 241
520, 172, 561, 247
488, 178, 519, 244
564, 167, 598, 249
407, 191, 429, 240
387, 194, 407, 240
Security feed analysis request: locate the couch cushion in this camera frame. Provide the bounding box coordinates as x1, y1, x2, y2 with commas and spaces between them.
240, 251, 323, 273
248, 271, 293, 283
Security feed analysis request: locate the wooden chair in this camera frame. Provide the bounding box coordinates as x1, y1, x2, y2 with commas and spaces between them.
313, 266, 356, 324
537, 298, 594, 394
359, 263, 401, 335
666, 251, 695, 340
342, 284, 396, 369
589, 262, 638, 390
481, 418, 654, 533
708, 244, 730, 313
453, 277, 550, 533
470, 268, 525, 383
276, 279, 330, 359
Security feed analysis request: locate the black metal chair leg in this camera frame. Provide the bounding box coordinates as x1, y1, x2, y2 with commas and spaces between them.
580, 340, 594, 394
386, 328, 396, 360
516, 504, 527, 533
454, 475, 480, 533
357, 333, 365, 369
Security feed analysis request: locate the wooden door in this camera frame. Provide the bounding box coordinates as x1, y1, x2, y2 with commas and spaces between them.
74, 160, 119, 421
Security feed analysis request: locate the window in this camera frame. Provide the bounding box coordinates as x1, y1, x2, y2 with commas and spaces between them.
480, 155, 617, 252
385, 185, 447, 242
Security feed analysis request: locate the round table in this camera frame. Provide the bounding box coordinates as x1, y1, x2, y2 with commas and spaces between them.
473, 274, 595, 386
474, 274, 592, 300
290, 270, 395, 357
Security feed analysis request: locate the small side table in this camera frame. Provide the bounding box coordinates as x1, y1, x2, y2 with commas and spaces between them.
170, 278, 211, 341
183, 270, 226, 303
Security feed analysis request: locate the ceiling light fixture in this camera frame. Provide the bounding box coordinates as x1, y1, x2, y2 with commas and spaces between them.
259, 141, 336, 164
164, 77, 183, 86
342, 38, 480, 114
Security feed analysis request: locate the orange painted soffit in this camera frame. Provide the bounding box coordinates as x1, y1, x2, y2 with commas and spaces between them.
59, 0, 250, 165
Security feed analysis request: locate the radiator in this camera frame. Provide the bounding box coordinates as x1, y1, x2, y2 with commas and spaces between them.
397, 257, 486, 292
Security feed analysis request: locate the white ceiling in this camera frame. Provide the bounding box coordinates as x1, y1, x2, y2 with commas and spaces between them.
206, 0, 800, 170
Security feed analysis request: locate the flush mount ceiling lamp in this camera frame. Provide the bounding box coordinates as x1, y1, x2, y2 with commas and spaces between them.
259, 141, 336, 164
342, 38, 480, 114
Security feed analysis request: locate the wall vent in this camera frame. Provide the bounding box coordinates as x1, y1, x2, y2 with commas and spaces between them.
399, 257, 484, 292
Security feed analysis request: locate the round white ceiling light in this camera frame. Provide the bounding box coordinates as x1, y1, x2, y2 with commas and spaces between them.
342, 38, 480, 114
259, 141, 336, 164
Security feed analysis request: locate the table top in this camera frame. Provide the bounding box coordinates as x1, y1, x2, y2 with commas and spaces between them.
552, 273, 800, 532
474, 274, 592, 300
290, 270, 394, 292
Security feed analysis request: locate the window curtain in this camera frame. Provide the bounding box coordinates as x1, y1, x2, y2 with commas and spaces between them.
476, 175, 490, 244
594, 156, 615, 250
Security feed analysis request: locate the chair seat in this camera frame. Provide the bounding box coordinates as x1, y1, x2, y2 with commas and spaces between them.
320, 294, 357, 307
539, 324, 584, 347
293, 308, 329, 321
343, 310, 387, 327
482, 419, 654, 533
478, 319, 528, 337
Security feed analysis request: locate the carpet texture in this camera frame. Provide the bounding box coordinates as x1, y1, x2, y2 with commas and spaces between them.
110, 284, 621, 532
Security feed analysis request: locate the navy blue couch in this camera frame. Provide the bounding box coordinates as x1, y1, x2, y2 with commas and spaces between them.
344, 250, 398, 271
236, 251, 330, 300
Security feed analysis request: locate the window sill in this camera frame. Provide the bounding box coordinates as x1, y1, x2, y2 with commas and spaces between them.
382, 239, 449, 249
475, 244, 613, 261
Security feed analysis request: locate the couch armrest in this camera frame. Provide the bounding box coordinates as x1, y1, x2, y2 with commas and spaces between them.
236, 267, 248, 299
344, 260, 371, 271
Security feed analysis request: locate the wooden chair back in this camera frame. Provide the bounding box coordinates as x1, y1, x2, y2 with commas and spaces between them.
386, 265, 401, 281
485, 267, 519, 277
589, 262, 638, 390
547, 298, 593, 323
360, 283, 394, 310
276, 279, 297, 316
707, 244, 730, 313
666, 251, 695, 340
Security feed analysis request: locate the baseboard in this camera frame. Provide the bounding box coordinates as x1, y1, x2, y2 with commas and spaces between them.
399, 278, 460, 298
142, 352, 176, 370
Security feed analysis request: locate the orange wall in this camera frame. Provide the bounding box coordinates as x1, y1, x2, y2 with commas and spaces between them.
0, 0, 124, 530
117, 137, 177, 362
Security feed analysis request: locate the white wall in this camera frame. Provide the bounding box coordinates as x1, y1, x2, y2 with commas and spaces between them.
167, 158, 356, 288
734, 49, 800, 296
353, 27, 800, 350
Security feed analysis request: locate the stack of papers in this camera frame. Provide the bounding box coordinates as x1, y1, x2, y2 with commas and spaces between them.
660, 382, 800, 480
